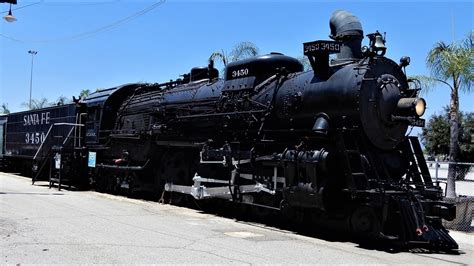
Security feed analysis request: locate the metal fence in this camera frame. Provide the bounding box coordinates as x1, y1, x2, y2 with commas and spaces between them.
426, 161, 474, 232
427, 160, 473, 181
442, 196, 474, 232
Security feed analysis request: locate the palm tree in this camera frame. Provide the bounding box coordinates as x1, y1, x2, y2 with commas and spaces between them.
1, 103, 10, 114
54, 96, 70, 106
210, 41, 259, 68
22, 97, 50, 110
79, 89, 91, 98
425, 32, 473, 198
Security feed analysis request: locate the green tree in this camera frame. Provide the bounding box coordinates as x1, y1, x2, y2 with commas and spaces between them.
422, 32, 473, 197
210, 41, 259, 68
459, 112, 474, 162
421, 107, 474, 163
79, 89, 90, 98
22, 97, 50, 110
297, 56, 311, 71
421, 108, 450, 156
0, 103, 10, 114
52, 96, 70, 106
422, 109, 474, 181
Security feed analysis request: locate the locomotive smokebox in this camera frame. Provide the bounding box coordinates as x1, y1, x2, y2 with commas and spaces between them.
329, 10, 363, 60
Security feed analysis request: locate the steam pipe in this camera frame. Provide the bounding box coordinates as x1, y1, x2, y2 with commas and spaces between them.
329, 10, 363, 60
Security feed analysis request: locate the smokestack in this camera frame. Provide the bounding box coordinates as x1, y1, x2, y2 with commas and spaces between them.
329, 10, 363, 60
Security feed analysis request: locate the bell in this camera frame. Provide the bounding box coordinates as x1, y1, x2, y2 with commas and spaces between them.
374, 34, 386, 55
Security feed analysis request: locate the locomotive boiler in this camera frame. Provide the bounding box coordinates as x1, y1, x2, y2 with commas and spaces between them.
79, 10, 457, 249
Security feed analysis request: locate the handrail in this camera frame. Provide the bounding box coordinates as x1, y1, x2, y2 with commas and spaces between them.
32, 148, 54, 184
32, 122, 86, 185
33, 123, 85, 160
74, 113, 79, 148
77, 113, 87, 147
426, 161, 474, 166
63, 126, 75, 145
52, 123, 85, 127
33, 124, 54, 160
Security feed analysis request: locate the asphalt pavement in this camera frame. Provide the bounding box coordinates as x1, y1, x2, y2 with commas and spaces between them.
1, 172, 473, 264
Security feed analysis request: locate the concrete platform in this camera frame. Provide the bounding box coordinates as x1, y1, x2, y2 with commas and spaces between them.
1, 172, 473, 264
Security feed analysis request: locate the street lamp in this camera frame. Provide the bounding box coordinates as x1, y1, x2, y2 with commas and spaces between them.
3, 4, 17, 22
28, 50, 38, 110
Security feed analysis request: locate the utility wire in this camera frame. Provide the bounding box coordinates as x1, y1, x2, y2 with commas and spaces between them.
0, 0, 165, 43
40, 1, 122, 7
1, 0, 122, 12
1, 0, 44, 14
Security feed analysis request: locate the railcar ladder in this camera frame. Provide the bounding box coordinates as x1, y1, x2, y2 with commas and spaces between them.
32, 121, 85, 188
48, 145, 75, 191
336, 131, 371, 198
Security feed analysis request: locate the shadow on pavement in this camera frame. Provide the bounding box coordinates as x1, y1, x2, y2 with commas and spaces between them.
0, 191, 64, 195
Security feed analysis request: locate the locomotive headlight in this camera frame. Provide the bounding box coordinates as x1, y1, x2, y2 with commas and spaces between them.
396, 97, 426, 117
415, 98, 426, 116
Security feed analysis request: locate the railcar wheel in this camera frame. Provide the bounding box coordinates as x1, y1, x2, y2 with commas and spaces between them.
158, 150, 198, 204
95, 171, 112, 193
350, 206, 382, 240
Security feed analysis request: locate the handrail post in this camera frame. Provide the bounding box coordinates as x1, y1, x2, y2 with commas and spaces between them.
74, 113, 78, 147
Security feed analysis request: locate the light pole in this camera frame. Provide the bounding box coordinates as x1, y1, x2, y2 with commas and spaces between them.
28, 50, 38, 110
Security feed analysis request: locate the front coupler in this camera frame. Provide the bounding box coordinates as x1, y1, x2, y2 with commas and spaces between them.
383, 193, 458, 250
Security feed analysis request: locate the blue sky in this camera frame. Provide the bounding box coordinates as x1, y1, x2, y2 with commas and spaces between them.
1, 0, 473, 126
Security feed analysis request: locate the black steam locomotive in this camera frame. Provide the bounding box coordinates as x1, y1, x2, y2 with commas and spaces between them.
0, 10, 458, 250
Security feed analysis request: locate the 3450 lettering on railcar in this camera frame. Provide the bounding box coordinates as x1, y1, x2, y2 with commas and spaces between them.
2, 104, 83, 175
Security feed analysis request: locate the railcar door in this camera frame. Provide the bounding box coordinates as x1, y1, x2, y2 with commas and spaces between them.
85, 106, 101, 144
